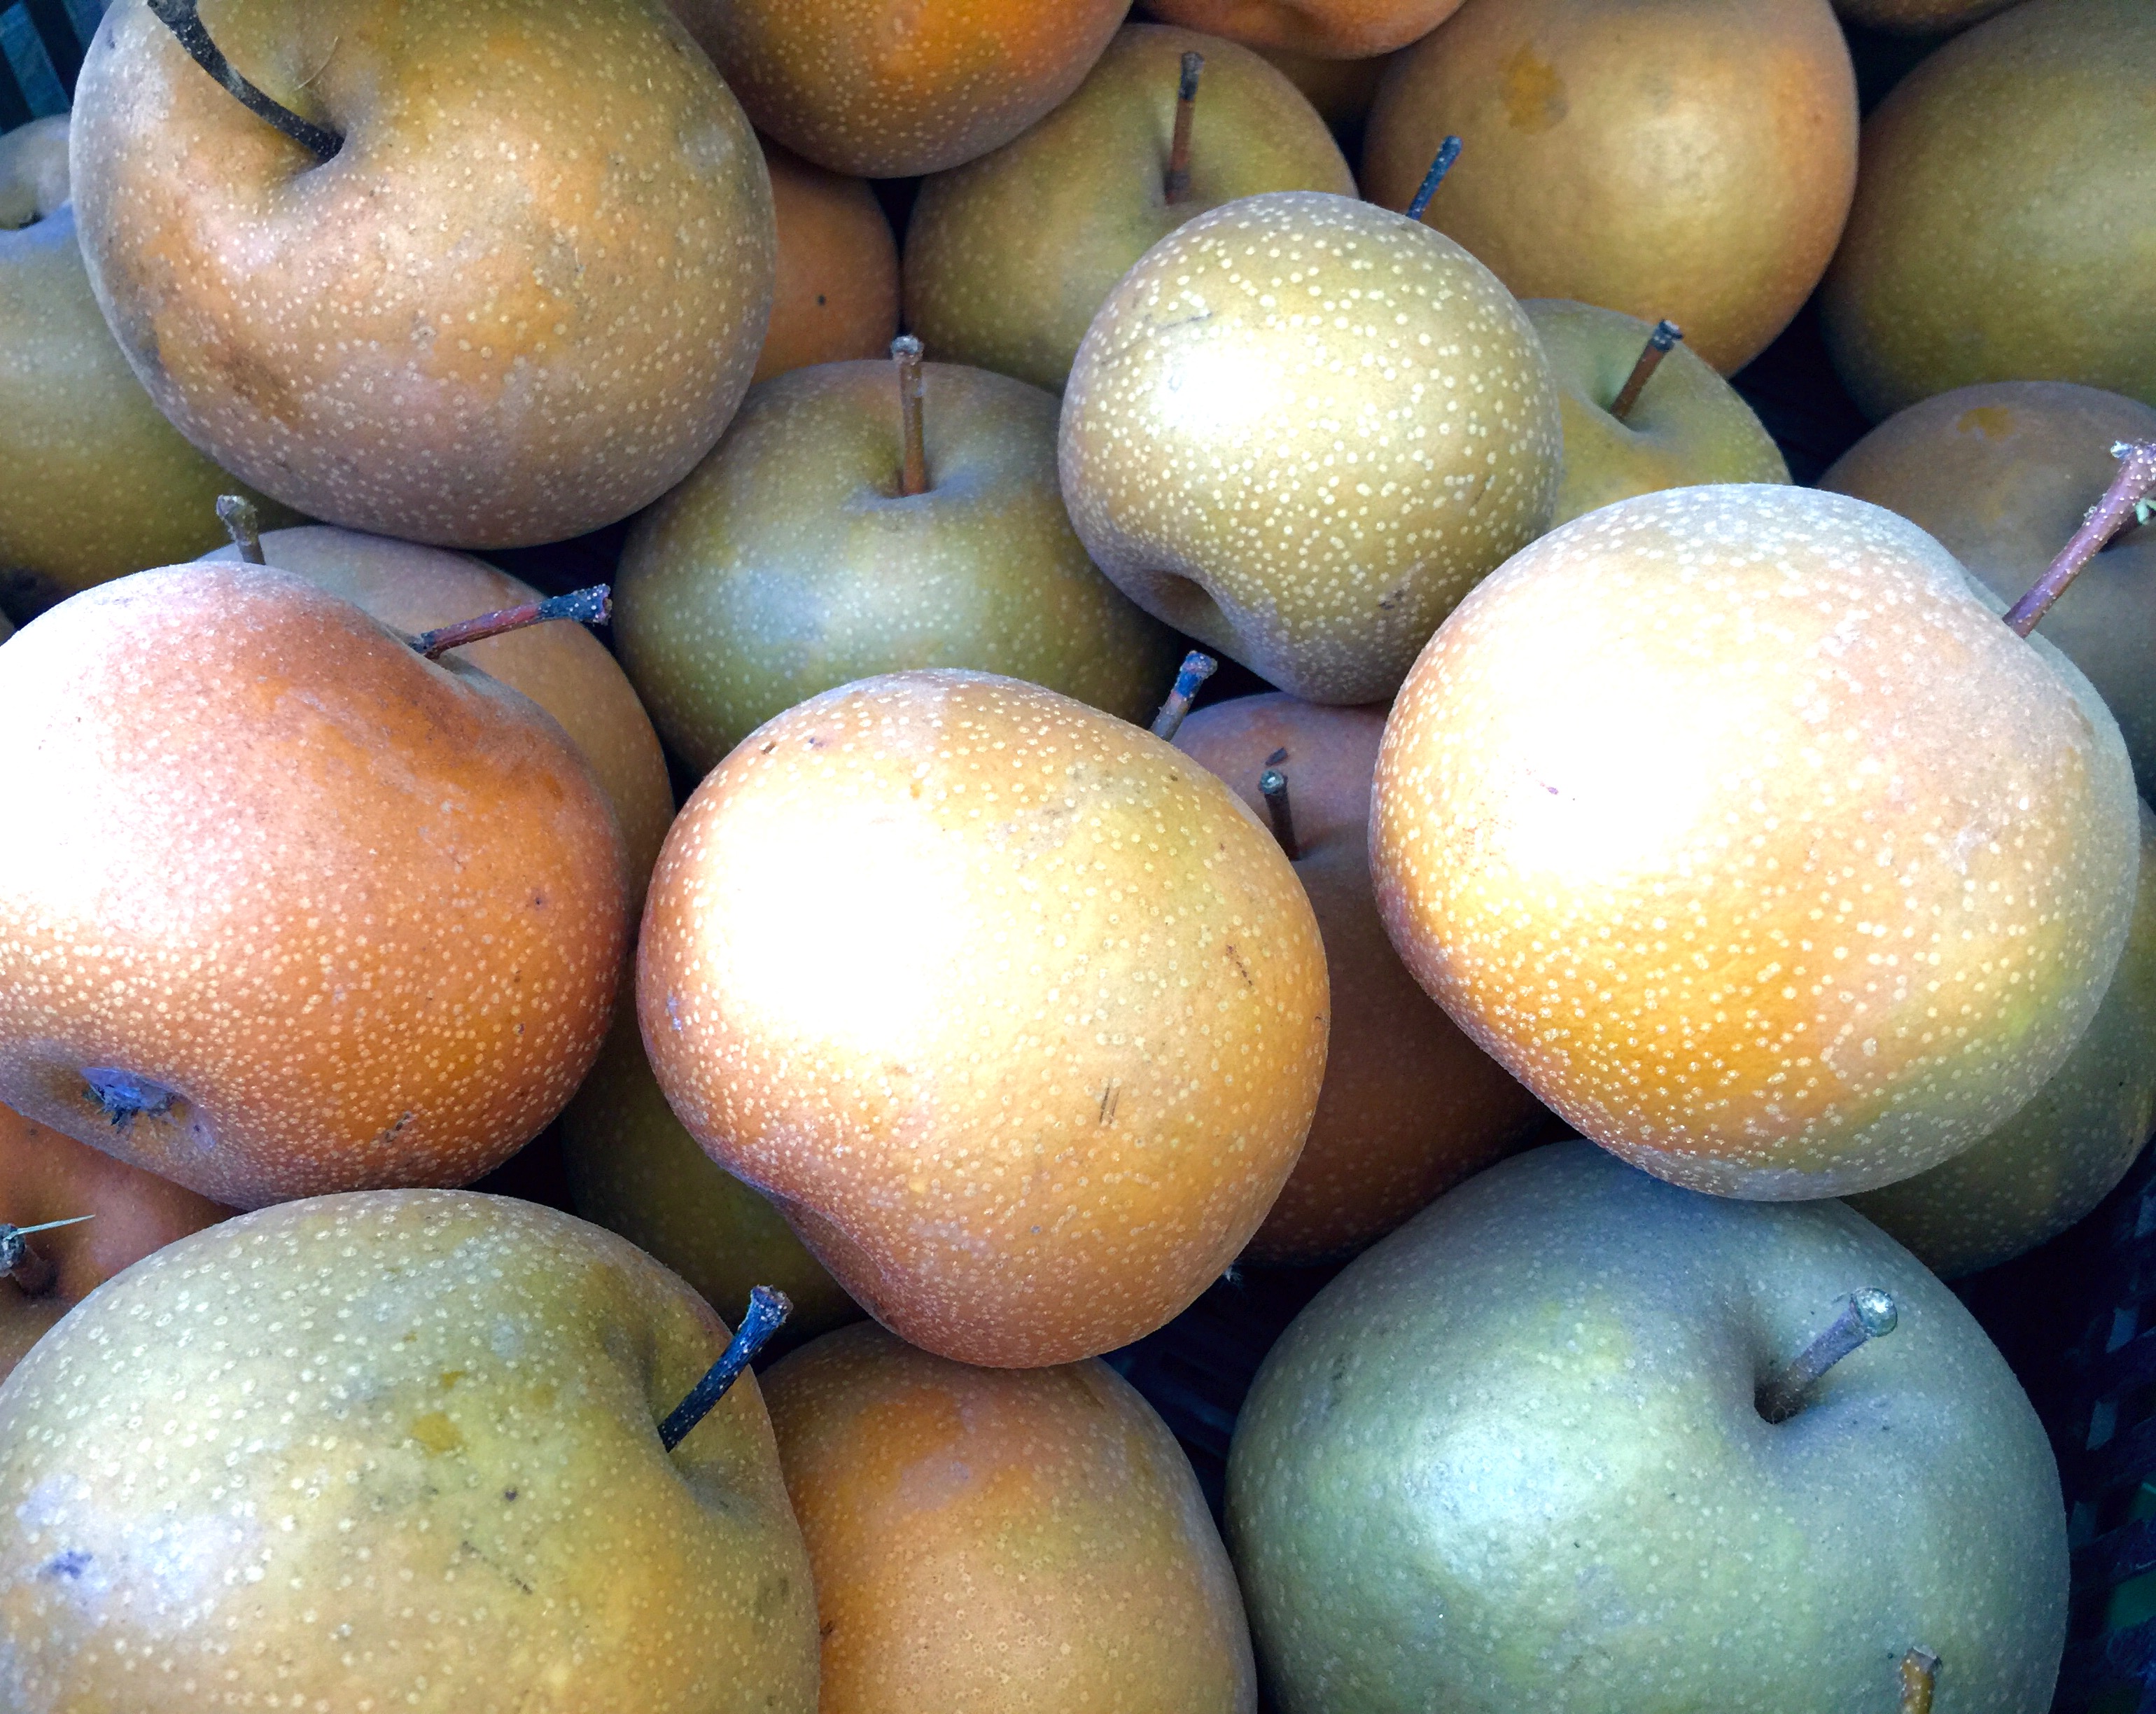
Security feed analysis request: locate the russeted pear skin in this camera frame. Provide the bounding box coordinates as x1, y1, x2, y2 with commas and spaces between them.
1059, 190, 1562, 705
636, 669, 1329, 1367
68, 0, 775, 548
1371, 485, 2141, 1199
1851, 801, 2156, 1278
0, 564, 629, 1208
765, 1322, 1256, 1713
0, 1192, 820, 1713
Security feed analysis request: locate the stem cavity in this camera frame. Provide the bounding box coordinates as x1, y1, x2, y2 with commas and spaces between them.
2003, 440, 2156, 637
1165, 50, 1203, 204
892, 335, 928, 497
657, 1286, 792, 1452
216, 494, 265, 564
1756, 1288, 1896, 1425
1900, 1648, 1940, 1714
1259, 767, 1300, 861
1404, 136, 1463, 223
1609, 320, 1683, 422
1150, 650, 1217, 742
411, 585, 611, 660
146, 0, 342, 162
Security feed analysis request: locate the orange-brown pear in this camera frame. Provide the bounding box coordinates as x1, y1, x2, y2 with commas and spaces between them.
69, 0, 775, 547
636, 669, 1329, 1367
755, 139, 899, 385
765, 1321, 1256, 1713
208, 523, 675, 908
1140, 0, 1464, 59
0, 563, 630, 1208
1371, 485, 2141, 1199
1362, 0, 1858, 375
1174, 695, 1546, 1262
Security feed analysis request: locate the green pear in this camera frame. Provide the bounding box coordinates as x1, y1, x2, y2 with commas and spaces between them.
1821, 380, 2156, 796
904, 23, 1354, 393
561, 999, 858, 1353
1058, 190, 1562, 704
1821, 0, 2156, 419
1525, 300, 1788, 528
1228, 1141, 2067, 1713
0, 1190, 818, 1711
614, 357, 1182, 773
1849, 801, 2156, 1278
0, 116, 292, 619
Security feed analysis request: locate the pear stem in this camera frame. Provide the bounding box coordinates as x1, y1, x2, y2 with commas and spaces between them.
145, 0, 342, 162
1, 1217, 92, 1296
657, 1286, 792, 1451
1404, 135, 1463, 222
1900, 1648, 1940, 1714
892, 335, 928, 497
216, 494, 265, 564
2003, 440, 2156, 637
1608, 321, 1683, 422
1150, 650, 1217, 742
410, 585, 610, 661
1259, 767, 1300, 861
1165, 50, 1204, 204
1756, 1289, 1896, 1424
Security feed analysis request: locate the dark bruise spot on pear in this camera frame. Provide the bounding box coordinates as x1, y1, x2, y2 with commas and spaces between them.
81, 1067, 178, 1129
39, 1549, 92, 1580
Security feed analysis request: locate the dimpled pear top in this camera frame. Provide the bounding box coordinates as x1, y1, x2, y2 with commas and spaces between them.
1058, 190, 1561, 705
1371, 485, 2141, 1199
636, 669, 1330, 1367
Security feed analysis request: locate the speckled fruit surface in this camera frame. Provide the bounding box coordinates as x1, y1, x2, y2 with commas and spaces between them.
206, 524, 675, 910
0, 118, 293, 614
1362, 0, 1857, 376
1227, 1141, 2068, 1713
1138, 0, 1464, 59
1525, 300, 1788, 529
1833, 0, 2017, 30
614, 359, 1181, 774
0, 1190, 819, 1713
903, 24, 1354, 394
69, 0, 774, 548
1174, 695, 1544, 1264
636, 669, 1330, 1367
0, 564, 630, 1208
754, 141, 898, 386
675, 0, 1128, 178
1371, 485, 2141, 1199
1851, 802, 2156, 1279
1820, 0, 2156, 420
1059, 190, 1561, 705
766, 1321, 1255, 1713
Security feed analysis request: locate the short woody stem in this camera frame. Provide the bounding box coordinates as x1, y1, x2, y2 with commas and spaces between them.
1609, 320, 1683, 421
145, 0, 342, 162
1756, 1289, 1896, 1424
657, 1286, 792, 1452
216, 494, 265, 564
2003, 440, 2156, 637
892, 335, 928, 497
1259, 767, 1300, 861
410, 585, 610, 660
0, 1216, 93, 1296
1165, 51, 1203, 204
1404, 135, 1463, 222
1900, 1648, 1940, 1714
1150, 650, 1217, 742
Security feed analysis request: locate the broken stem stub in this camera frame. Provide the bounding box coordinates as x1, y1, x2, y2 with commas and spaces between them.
657, 1286, 792, 1452
1756, 1288, 1896, 1424
411, 585, 610, 660
2003, 439, 2156, 637
1259, 767, 1300, 861
216, 494, 265, 564
1, 1216, 92, 1296
1404, 135, 1463, 223
1165, 50, 1203, 204
1609, 320, 1682, 422
146, 0, 342, 162
892, 335, 928, 497
1900, 1648, 1940, 1714
1150, 650, 1217, 742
